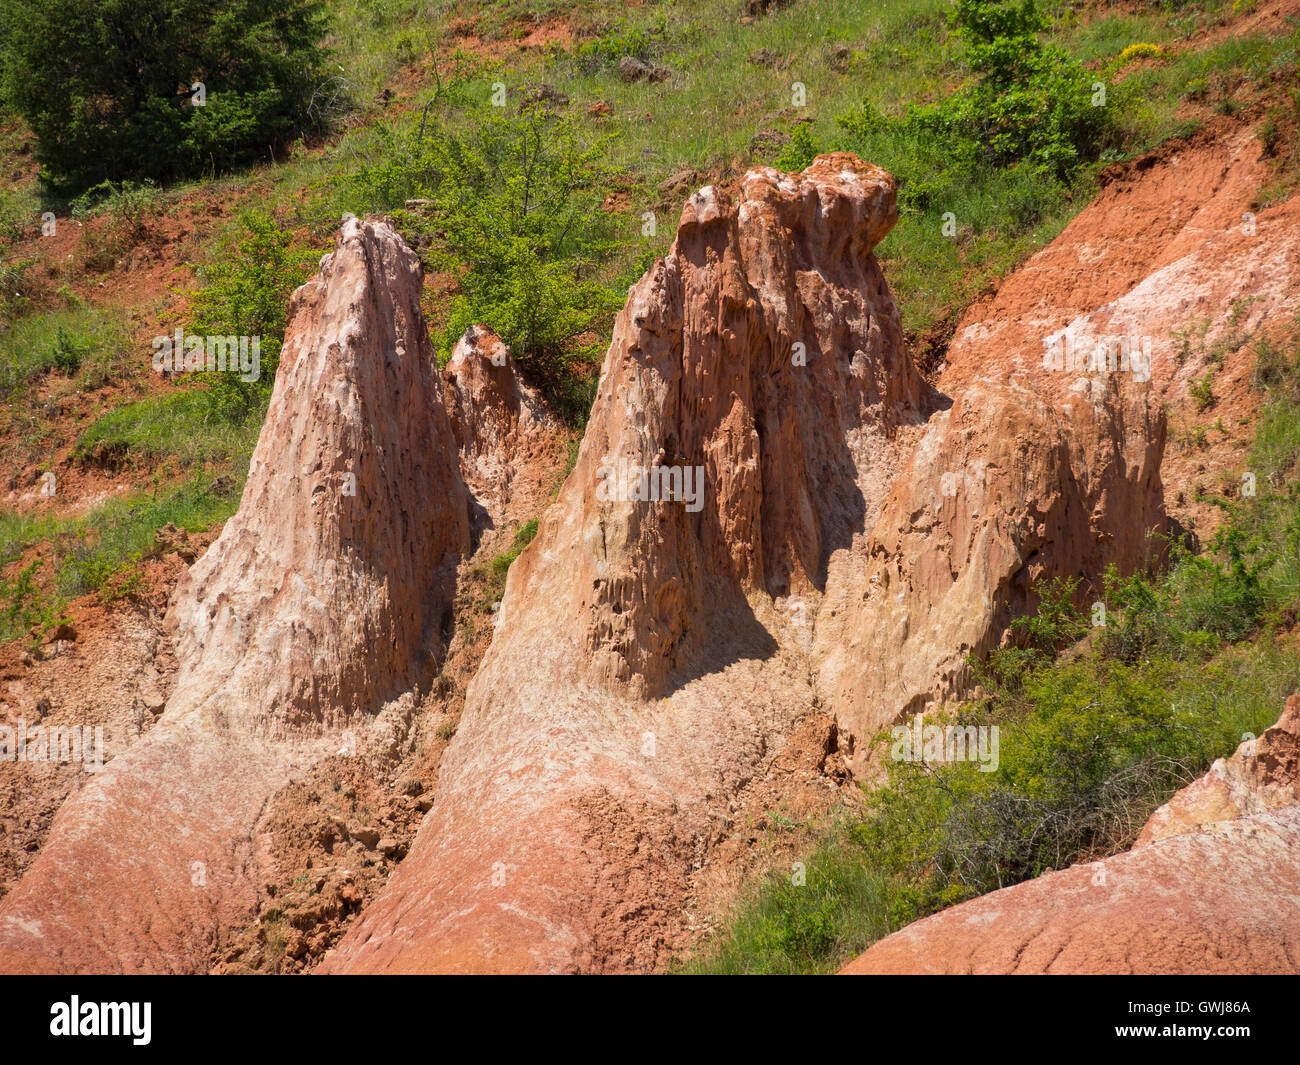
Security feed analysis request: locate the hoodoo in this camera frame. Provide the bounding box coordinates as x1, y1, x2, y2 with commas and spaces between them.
0, 216, 470, 973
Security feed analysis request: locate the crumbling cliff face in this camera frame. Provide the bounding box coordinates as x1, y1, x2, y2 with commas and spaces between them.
322, 155, 1167, 973
841, 696, 1300, 975
0, 216, 471, 973
814, 373, 1166, 773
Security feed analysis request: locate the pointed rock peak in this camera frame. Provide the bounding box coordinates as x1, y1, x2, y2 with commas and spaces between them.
0, 214, 475, 974
447, 323, 512, 376
530, 151, 939, 699
443, 324, 529, 438
167, 213, 471, 733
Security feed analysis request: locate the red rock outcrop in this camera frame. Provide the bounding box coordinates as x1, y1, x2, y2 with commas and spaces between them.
441, 324, 564, 529
1138, 694, 1300, 845
814, 374, 1165, 771
939, 122, 1300, 536
0, 216, 470, 973
323, 155, 937, 973
841, 695, 1300, 974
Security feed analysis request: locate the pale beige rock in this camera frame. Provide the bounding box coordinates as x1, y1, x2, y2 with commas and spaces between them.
1137, 694, 1300, 845
815, 373, 1167, 772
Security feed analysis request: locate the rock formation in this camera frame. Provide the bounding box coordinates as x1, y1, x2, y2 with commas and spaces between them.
323, 155, 1166, 973
812, 375, 1165, 772
0, 150, 1188, 975
841, 695, 1300, 974
0, 216, 470, 973
1138, 694, 1300, 845
441, 324, 563, 530
938, 123, 1300, 536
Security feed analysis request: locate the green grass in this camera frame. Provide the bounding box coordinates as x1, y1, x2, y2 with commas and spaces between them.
675, 833, 897, 975
296, 0, 1282, 358
74, 385, 266, 472
0, 305, 132, 396
490, 518, 539, 578
0, 469, 247, 643
54, 472, 245, 599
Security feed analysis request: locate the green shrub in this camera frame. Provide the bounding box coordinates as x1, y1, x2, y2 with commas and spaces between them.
0, 559, 65, 645
341, 104, 623, 422
772, 124, 821, 171
490, 519, 540, 579
189, 210, 320, 420
1190, 371, 1216, 410
0, 0, 335, 196
918, 0, 1119, 179
677, 835, 896, 975
573, 15, 673, 73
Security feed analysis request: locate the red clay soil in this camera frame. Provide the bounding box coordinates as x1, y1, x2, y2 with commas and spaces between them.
938, 117, 1300, 536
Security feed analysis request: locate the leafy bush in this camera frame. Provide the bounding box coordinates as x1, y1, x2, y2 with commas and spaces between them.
189, 210, 320, 420
0, 559, 65, 645
573, 15, 672, 73
676, 836, 896, 975
0, 0, 334, 196
925, 0, 1118, 178
772, 124, 821, 171
342, 104, 623, 421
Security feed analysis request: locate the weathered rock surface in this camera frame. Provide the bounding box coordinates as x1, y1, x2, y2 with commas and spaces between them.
841, 695, 1300, 974
323, 155, 936, 973
939, 122, 1300, 536
816, 123, 1300, 767
442, 324, 564, 530
813, 374, 1165, 771
0, 216, 470, 973
1138, 694, 1300, 845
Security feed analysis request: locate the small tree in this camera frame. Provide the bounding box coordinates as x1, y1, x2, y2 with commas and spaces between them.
344, 102, 623, 421
0, 0, 333, 196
